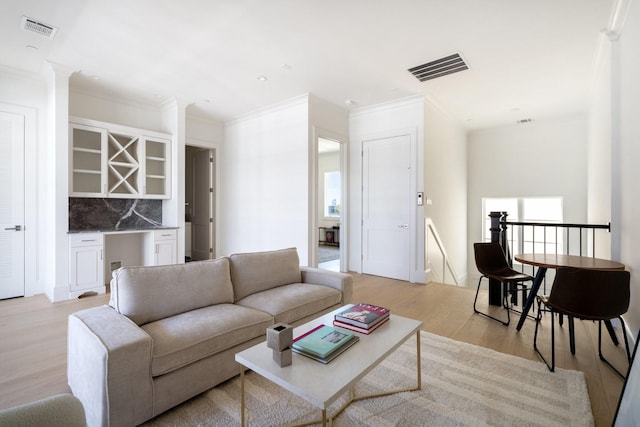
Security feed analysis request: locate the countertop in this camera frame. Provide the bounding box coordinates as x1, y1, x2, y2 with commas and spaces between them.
68, 225, 179, 234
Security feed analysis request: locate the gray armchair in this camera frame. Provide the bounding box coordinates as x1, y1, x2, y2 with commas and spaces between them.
0, 394, 86, 427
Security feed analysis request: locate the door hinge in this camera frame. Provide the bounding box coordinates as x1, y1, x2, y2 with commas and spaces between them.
210, 188, 213, 193
210, 157, 214, 162
209, 218, 213, 223
209, 248, 214, 253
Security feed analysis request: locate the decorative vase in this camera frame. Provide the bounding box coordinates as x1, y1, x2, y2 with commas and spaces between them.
266, 323, 293, 367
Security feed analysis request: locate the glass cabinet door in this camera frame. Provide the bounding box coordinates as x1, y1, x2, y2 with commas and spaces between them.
144, 138, 170, 198
70, 125, 106, 196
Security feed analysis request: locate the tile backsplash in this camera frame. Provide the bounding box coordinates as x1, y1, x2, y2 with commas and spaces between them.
69, 198, 163, 231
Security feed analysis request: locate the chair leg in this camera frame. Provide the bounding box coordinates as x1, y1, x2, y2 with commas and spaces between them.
604, 319, 620, 346
621, 317, 632, 362
504, 282, 536, 321
568, 316, 575, 355
533, 299, 555, 372
474, 276, 509, 326
597, 319, 630, 379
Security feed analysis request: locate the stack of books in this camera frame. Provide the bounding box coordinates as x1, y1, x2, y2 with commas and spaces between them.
333, 303, 390, 334
291, 324, 359, 364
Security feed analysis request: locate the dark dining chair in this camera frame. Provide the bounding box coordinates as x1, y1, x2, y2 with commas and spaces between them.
533, 267, 631, 378
473, 242, 535, 326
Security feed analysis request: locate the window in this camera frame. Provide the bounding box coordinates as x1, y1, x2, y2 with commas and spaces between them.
482, 197, 563, 254
324, 171, 340, 218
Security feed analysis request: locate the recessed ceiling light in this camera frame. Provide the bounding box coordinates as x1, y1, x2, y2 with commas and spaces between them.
280, 64, 292, 71
517, 118, 533, 124
344, 99, 356, 106
26, 45, 39, 52
257, 75, 267, 81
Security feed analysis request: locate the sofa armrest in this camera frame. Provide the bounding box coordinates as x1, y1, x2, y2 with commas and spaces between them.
68, 305, 153, 427
300, 267, 353, 304
0, 394, 86, 427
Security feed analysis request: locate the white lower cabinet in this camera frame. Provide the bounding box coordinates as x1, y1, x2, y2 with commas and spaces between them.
145, 229, 178, 266
69, 229, 178, 298
69, 233, 105, 297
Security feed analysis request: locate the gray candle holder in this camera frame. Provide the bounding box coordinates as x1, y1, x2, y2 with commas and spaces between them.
266, 323, 293, 367
267, 323, 293, 351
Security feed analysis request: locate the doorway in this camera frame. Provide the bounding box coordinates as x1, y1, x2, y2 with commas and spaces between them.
362, 134, 412, 281
317, 137, 343, 271
0, 110, 25, 299
185, 145, 215, 261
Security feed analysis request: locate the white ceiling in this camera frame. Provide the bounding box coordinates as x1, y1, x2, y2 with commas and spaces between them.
1, 0, 614, 130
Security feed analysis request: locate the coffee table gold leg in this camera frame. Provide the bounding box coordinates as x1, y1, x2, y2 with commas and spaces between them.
416, 330, 422, 390
240, 367, 246, 427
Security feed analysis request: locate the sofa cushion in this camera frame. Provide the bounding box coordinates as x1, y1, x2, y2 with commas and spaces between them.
142, 304, 273, 376
110, 258, 234, 325
230, 248, 301, 301
236, 282, 342, 324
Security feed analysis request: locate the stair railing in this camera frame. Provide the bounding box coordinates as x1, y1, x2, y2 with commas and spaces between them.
425, 218, 460, 286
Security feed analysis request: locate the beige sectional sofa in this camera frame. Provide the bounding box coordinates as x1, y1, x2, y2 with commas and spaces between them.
67, 248, 353, 427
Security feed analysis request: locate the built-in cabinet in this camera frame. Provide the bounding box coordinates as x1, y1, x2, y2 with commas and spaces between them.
68, 229, 178, 297
144, 229, 178, 266
69, 233, 105, 298
69, 117, 171, 199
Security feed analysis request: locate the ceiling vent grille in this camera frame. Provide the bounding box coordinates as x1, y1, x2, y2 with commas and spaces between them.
408, 53, 468, 82
21, 16, 57, 39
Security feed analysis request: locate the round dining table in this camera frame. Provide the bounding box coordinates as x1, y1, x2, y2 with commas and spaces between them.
514, 253, 625, 332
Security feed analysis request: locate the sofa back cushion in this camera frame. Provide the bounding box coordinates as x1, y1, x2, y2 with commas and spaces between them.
109, 257, 234, 325
230, 248, 301, 301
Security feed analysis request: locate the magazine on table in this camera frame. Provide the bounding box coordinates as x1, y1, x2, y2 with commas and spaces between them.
291, 334, 359, 364
333, 316, 390, 335
334, 303, 390, 328
292, 324, 357, 360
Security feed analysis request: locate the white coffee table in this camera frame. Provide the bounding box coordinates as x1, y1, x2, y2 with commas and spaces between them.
235, 305, 423, 426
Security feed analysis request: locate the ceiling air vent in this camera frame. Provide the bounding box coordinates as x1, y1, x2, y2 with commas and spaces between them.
408, 53, 468, 82
21, 16, 57, 39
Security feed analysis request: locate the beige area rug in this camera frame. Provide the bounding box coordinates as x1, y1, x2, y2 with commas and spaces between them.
142, 331, 593, 427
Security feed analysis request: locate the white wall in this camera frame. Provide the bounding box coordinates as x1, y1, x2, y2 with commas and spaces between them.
69, 89, 167, 133
614, 0, 640, 336
423, 98, 468, 285
467, 114, 588, 285
221, 95, 311, 261
587, 33, 613, 260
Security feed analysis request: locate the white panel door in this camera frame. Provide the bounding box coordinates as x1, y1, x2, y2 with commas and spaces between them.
0, 111, 25, 299
362, 135, 411, 281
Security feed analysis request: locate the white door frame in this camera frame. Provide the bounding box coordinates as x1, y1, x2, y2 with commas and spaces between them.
186, 138, 221, 259
310, 127, 348, 270
352, 127, 422, 283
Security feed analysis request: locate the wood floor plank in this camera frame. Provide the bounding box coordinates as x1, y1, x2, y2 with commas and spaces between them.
0, 275, 626, 426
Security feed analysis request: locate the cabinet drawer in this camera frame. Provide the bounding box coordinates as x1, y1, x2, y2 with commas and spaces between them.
69, 233, 104, 247
153, 229, 176, 241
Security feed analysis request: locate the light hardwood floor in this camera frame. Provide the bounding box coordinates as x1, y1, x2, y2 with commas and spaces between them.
0, 273, 629, 426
